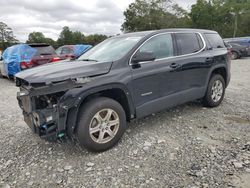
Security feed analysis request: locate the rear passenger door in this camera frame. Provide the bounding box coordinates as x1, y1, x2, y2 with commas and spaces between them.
173, 33, 212, 99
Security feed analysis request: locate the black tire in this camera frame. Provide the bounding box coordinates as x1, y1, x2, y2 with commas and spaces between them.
203, 74, 225, 107
231, 51, 239, 60
76, 97, 127, 152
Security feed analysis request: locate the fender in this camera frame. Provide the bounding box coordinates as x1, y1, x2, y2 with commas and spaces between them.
205, 64, 228, 88
57, 83, 136, 137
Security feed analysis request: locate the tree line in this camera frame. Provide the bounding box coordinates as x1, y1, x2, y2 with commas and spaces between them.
122, 0, 250, 38
0, 24, 108, 51
1, 0, 250, 51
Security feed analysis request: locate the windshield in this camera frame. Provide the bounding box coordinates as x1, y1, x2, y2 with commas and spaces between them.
78, 36, 142, 62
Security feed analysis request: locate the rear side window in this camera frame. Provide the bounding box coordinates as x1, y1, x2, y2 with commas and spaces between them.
205, 33, 225, 48
175, 33, 203, 55
32, 46, 56, 56
139, 33, 174, 59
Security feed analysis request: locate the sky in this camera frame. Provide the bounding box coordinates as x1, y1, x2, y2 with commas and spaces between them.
0, 0, 197, 42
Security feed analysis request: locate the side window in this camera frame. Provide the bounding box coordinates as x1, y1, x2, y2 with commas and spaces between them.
61, 47, 73, 55
139, 33, 174, 59
55, 47, 62, 55
175, 33, 203, 55
205, 33, 225, 48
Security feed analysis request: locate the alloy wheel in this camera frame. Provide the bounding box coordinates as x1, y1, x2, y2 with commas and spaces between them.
89, 108, 120, 144
211, 80, 223, 102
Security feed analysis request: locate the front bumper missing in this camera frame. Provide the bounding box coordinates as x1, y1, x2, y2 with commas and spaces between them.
17, 91, 60, 141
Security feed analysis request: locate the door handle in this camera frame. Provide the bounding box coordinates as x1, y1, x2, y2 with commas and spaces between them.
170, 63, 181, 69
205, 57, 213, 62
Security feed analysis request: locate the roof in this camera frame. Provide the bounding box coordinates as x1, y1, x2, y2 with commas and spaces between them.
116, 28, 217, 38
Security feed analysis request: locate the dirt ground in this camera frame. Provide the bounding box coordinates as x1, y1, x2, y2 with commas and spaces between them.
0, 58, 250, 188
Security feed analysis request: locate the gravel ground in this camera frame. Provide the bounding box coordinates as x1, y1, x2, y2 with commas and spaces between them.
0, 58, 250, 188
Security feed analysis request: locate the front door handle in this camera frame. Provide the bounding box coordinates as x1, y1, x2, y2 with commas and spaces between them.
170, 63, 181, 69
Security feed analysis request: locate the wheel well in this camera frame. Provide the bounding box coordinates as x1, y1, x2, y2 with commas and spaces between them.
211, 67, 227, 83
80, 88, 131, 121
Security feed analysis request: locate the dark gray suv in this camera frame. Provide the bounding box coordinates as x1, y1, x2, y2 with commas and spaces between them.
15, 29, 231, 152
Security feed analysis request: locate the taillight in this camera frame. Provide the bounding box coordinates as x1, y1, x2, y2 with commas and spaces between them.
20, 60, 33, 70
51, 57, 61, 62
20, 62, 28, 69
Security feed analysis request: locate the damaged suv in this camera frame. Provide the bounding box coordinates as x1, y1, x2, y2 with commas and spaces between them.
16, 29, 231, 152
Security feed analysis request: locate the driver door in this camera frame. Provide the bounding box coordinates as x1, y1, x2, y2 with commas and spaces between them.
128, 33, 181, 118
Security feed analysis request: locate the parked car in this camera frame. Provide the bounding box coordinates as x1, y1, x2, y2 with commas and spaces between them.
27, 43, 61, 67
0, 54, 6, 77
2, 43, 60, 77
15, 29, 231, 152
224, 38, 250, 48
226, 42, 250, 60
56, 44, 92, 60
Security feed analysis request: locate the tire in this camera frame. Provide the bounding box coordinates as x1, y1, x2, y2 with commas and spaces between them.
231, 51, 239, 60
203, 74, 225, 107
76, 97, 127, 152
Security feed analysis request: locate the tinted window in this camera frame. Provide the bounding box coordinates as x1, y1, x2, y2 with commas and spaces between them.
205, 33, 225, 48
175, 33, 203, 55
32, 46, 56, 56
139, 33, 174, 59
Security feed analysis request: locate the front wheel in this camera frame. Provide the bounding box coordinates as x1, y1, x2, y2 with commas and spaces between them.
76, 97, 127, 152
203, 74, 225, 107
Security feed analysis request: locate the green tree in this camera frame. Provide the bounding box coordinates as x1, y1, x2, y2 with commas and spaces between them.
84, 34, 108, 45
72, 31, 85, 44
57, 26, 86, 46
57, 26, 74, 46
57, 26, 107, 46
121, 0, 190, 32
26, 31, 56, 47
0, 22, 18, 50
190, 0, 250, 38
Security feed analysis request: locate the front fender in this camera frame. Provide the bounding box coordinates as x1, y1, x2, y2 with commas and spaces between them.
57, 83, 135, 137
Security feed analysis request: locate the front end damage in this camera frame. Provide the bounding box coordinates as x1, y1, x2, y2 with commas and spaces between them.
16, 78, 88, 141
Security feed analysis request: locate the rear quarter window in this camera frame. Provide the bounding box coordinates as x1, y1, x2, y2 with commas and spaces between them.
205, 33, 225, 49
175, 33, 204, 55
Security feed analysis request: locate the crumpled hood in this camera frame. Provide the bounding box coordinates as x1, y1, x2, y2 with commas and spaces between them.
15, 60, 112, 84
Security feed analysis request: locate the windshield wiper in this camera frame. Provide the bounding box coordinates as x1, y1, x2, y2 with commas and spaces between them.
80, 59, 98, 62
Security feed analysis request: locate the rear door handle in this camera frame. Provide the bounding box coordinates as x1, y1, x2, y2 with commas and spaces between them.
170, 63, 181, 69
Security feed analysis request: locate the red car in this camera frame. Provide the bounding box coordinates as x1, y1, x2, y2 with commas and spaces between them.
56, 45, 92, 60
20, 43, 61, 70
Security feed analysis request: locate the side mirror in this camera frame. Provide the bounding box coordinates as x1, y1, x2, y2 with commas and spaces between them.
131, 51, 156, 64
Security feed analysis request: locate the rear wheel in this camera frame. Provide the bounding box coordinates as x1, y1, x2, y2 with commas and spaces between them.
231, 51, 239, 60
76, 97, 127, 152
203, 74, 225, 107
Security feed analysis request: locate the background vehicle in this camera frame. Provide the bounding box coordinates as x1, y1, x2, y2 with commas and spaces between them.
226, 42, 250, 60
2, 43, 60, 77
16, 29, 231, 152
56, 44, 92, 60
27, 43, 61, 68
224, 38, 250, 48
0, 54, 5, 77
